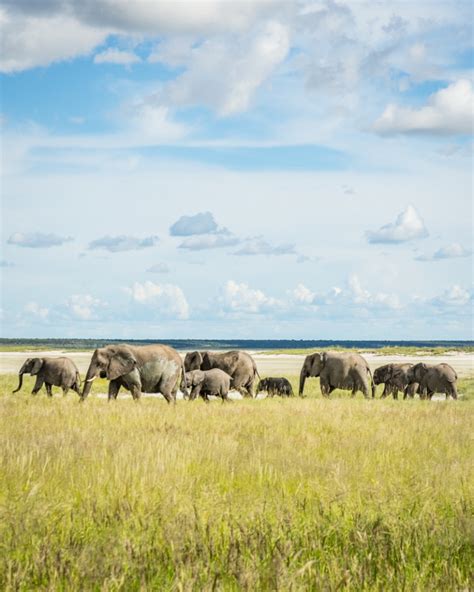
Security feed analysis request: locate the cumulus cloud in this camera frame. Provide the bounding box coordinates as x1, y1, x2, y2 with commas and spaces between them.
292, 283, 316, 305
221, 280, 281, 314
432, 285, 472, 307
366, 205, 428, 244
126, 281, 189, 319
93, 48, 140, 65
24, 301, 49, 319
373, 79, 474, 136
66, 294, 105, 320
415, 242, 472, 262
88, 235, 159, 252
234, 238, 296, 256
7, 232, 73, 248
146, 263, 170, 274
178, 234, 240, 251
348, 274, 401, 309
169, 211, 219, 236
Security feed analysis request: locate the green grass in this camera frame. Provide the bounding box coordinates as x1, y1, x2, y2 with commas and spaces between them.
1, 374, 473, 590
263, 346, 474, 356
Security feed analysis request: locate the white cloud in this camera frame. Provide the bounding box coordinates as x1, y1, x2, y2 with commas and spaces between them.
163, 21, 290, 116
126, 281, 189, 319
169, 211, 219, 236
178, 234, 240, 251
147, 263, 170, 274
0, 12, 106, 73
8, 232, 73, 248
234, 238, 296, 256
373, 79, 474, 136
432, 285, 472, 307
415, 242, 472, 261
292, 283, 315, 305
88, 235, 159, 252
24, 301, 49, 319
221, 280, 280, 314
366, 205, 428, 244
348, 274, 401, 310
127, 103, 188, 142
93, 48, 140, 65
66, 294, 105, 320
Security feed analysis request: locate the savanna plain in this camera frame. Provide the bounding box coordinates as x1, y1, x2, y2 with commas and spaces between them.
1, 350, 473, 591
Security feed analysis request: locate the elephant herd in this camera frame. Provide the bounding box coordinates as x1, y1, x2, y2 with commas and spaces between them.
12, 344, 459, 402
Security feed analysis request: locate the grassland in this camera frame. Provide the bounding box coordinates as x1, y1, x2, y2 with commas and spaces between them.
262, 346, 474, 356
1, 373, 473, 591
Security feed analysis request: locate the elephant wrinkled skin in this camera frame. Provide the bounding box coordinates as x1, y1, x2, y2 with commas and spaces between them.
81, 344, 187, 402
13, 357, 81, 397
299, 351, 375, 398
185, 369, 232, 402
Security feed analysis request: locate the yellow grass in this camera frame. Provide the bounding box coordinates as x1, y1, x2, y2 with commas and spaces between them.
1, 374, 473, 590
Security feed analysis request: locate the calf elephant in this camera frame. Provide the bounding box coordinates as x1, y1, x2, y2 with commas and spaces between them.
185, 369, 232, 402
13, 357, 81, 397
81, 344, 187, 402
299, 351, 375, 398
407, 363, 458, 400
258, 377, 294, 397
373, 363, 420, 399
184, 350, 259, 398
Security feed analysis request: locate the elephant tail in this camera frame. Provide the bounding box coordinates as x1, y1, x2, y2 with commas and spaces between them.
253, 360, 260, 380
180, 361, 189, 399
367, 366, 376, 398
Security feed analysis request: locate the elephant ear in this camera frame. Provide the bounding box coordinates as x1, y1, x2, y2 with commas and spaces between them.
107, 348, 137, 380
30, 358, 44, 375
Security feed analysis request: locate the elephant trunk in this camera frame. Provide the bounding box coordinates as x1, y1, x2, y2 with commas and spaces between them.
12, 372, 24, 393
81, 366, 97, 400
299, 369, 307, 397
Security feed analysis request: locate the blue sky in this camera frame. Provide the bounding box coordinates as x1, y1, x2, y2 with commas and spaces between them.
1, 0, 473, 339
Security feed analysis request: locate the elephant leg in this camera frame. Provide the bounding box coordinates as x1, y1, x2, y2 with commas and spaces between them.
190, 385, 201, 401
108, 379, 121, 401
62, 386, 69, 396
393, 388, 399, 400
45, 383, 53, 397
381, 384, 389, 399
160, 377, 176, 404
32, 376, 44, 395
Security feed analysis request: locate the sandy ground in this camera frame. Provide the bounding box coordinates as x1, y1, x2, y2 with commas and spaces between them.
1, 350, 472, 401
1, 350, 472, 377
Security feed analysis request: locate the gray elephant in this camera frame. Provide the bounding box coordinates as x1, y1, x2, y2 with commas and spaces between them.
184, 350, 259, 398
81, 344, 187, 402
185, 369, 232, 402
299, 351, 375, 398
407, 363, 458, 400
13, 357, 81, 397
258, 377, 294, 397
373, 363, 420, 399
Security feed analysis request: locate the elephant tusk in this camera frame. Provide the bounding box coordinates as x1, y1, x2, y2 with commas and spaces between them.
85, 376, 97, 383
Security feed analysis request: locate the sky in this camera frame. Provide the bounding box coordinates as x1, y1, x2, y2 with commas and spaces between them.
0, 0, 473, 340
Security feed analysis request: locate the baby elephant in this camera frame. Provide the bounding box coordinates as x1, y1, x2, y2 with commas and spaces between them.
373, 363, 420, 399
185, 369, 232, 402
13, 357, 81, 397
258, 377, 294, 397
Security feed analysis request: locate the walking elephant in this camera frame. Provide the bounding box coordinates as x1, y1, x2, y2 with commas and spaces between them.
81, 344, 187, 402
258, 377, 294, 397
185, 369, 232, 402
13, 357, 81, 397
373, 363, 420, 399
299, 351, 375, 398
184, 350, 259, 398
407, 363, 458, 400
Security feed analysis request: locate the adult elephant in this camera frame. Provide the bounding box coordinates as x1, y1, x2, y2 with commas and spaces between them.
184, 350, 259, 398
373, 363, 419, 399
407, 363, 458, 400
299, 351, 375, 398
13, 357, 81, 397
81, 344, 187, 402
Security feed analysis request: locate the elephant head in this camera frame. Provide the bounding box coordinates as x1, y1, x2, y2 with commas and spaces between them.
408, 363, 428, 384
373, 364, 393, 385
184, 351, 203, 372
299, 352, 326, 396
257, 379, 268, 392
184, 370, 204, 388
13, 358, 44, 393
81, 346, 137, 399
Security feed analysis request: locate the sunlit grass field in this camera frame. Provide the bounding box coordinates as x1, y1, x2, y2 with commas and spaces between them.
1, 374, 473, 590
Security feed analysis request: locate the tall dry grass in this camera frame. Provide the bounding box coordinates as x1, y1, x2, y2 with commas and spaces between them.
1, 374, 473, 590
